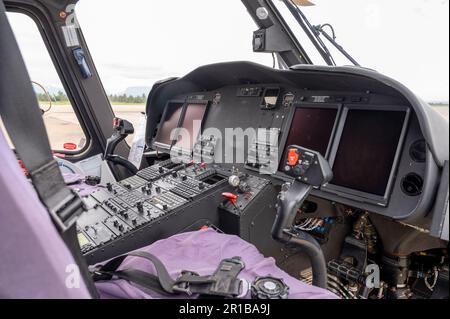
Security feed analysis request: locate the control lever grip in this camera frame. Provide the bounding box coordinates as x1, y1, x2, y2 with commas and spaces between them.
104, 118, 135, 159
273, 145, 333, 240
104, 118, 138, 175
271, 182, 312, 243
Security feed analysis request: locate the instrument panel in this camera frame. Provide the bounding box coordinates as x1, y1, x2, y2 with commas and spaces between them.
150, 82, 429, 220
76, 62, 446, 264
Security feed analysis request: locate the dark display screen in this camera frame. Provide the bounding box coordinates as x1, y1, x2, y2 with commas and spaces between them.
331, 109, 406, 196
154, 102, 184, 147
174, 103, 207, 151
280, 107, 338, 171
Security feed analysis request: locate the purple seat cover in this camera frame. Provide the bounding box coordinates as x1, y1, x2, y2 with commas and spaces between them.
95, 229, 338, 299
0, 131, 90, 299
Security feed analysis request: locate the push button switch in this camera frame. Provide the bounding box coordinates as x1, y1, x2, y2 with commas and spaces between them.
287, 149, 299, 166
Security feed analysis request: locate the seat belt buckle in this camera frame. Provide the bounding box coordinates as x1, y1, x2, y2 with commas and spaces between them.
172, 285, 194, 296
173, 271, 199, 296
207, 257, 246, 297
49, 190, 85, 232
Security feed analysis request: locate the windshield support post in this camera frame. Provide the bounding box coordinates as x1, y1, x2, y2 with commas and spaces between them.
242, 0, 312, 67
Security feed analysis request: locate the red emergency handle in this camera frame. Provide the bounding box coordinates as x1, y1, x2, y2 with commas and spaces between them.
222, 192, 238, 205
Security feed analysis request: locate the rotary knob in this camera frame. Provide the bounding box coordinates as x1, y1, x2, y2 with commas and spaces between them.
228, 175, 240, 188
251, 277, 289, 299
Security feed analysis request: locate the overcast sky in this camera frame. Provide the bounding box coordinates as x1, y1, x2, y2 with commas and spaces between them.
8, 0, 450, 102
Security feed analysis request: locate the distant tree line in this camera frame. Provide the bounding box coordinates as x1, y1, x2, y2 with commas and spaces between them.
36, 90, 147, 104
108, 93, 147, 104
429, 102, 449, 106
36, 91, 69, 102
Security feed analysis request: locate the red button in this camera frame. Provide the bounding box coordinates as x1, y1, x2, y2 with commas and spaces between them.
63, 143, 77, 151
287, 149, 299, 166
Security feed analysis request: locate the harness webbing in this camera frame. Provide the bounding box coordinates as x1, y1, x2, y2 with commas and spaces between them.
93, 252, 245, 298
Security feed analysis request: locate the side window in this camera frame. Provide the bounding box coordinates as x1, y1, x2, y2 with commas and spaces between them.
3, 12, 87, 152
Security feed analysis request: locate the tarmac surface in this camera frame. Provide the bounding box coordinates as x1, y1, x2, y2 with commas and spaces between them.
42, 104, 145, 150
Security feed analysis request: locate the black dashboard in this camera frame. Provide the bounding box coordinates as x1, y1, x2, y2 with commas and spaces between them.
147, 65, 433, 222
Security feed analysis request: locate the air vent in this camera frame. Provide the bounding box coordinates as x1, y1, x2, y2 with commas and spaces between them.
401, 173, 424, 196
410, 140, 426, 163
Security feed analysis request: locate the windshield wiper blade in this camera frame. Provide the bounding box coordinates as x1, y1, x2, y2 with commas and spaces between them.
313, 24, 360, 66
282, 0, 336, 66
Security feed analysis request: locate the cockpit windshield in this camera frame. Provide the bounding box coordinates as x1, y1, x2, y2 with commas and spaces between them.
271, 0, 449, 102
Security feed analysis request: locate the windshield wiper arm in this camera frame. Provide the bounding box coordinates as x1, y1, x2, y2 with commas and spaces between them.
281, 0, 336, 66
313, 24, 360, 66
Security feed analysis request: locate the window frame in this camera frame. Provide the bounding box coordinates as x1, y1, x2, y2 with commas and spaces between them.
5, 5, 92, 156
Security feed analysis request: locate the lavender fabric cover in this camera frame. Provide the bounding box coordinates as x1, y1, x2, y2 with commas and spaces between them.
96, 229, 338, 299
0, 131, 91, 298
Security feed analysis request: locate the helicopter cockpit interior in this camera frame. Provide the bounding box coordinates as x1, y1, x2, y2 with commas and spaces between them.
0, 0, 448, 300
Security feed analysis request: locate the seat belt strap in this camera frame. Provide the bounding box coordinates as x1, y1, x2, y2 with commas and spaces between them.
93, 252, 245, 298
93, 251, 177, 293
99, 269, 170, 296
